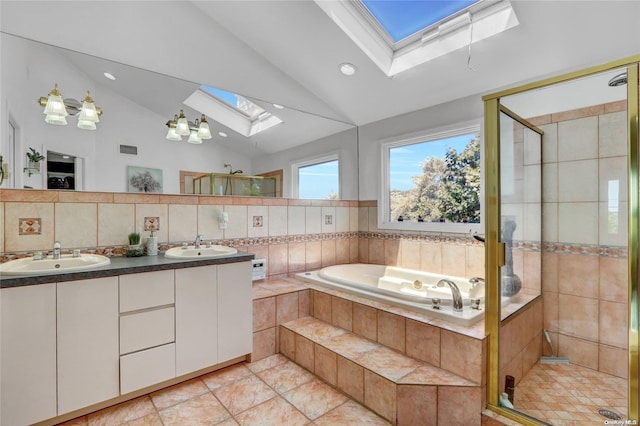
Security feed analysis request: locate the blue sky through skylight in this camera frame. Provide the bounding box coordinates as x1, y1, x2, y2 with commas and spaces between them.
201, 85, 240, 108
390, 133, 477, 191
362, 0, 478, 42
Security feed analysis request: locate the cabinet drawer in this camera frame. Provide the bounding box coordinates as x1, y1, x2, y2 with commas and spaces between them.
119, 270, 174, 312
120, 343, 175, 394
120, 307, 175, 355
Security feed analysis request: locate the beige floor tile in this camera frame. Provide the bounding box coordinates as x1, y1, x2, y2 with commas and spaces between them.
87, 396, 155, 426
234, 396, 309, 426
150, 378, 209, 410
202, 364, 253, 391
158, 393, 230, 425
283, 378, 348, 420
256, 361, 315, 394
247, 353, 289, 374
314, 400, 390, 426
213, 375, 277, 415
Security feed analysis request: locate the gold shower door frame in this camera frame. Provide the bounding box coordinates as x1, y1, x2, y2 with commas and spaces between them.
483, 57, 640, 424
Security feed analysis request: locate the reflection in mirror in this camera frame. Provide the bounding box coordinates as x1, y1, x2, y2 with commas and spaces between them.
0, 32, 356, 196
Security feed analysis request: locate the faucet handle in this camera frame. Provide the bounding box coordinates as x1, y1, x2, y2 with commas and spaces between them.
469, 277, 485, 287
54, 240, 61, 249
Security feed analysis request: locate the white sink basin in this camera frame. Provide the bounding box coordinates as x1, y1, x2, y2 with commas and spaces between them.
164, 245, 237, 259
0, 254, 111, 276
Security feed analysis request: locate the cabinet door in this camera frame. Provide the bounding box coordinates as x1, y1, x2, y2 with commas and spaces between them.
120, 343, 175, 394
218, 261, 253, 362
57, 277, 119, 414
1, 284, 57, 426
175, 265, 218, 376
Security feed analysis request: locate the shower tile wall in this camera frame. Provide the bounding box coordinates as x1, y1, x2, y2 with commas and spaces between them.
530, 100, 628, 379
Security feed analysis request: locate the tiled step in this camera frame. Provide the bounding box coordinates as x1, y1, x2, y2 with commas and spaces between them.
280, 316, 482, 426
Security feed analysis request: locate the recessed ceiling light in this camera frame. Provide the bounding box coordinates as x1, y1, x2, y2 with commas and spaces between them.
103, 72, 116, 81
273, 103, 284, 109
218, 131, 228, 137
62, 155, 70, 159
339, 63, 357, 76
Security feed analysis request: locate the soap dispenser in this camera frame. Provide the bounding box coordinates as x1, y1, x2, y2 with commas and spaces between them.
147, 230, 158, 256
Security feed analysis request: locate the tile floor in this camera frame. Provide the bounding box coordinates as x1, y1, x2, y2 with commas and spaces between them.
58, 354, 390, 426
514, 361, 628, 426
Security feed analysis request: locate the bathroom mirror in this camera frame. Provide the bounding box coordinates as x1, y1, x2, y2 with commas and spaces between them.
0, 32, 357, 196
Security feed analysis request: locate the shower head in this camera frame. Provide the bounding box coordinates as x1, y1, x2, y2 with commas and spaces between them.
608, 72, 627, 87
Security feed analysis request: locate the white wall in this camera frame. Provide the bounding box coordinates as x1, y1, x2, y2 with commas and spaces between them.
252, 127, 358, 199
1, 35, 250, 193
357, 94, 484, 201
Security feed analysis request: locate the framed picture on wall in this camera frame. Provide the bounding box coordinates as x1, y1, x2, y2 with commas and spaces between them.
127, 166, 163, 193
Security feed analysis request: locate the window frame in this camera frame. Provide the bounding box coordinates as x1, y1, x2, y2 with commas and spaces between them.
291, 153, 340, 200
378, 120, 483, 233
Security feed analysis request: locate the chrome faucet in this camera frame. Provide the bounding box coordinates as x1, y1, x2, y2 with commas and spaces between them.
194, 234, 204, 249
53, 241, 61, 259
437, 279, 463, 312
469, 277, 485, 288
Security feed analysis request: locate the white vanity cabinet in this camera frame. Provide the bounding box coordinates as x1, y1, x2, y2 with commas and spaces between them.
57, 277, 119, 414
218, 261, 252, 362
1, 284, 57, 426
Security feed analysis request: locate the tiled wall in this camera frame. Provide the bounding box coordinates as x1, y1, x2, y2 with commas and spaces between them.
529, 100, 629, 379
0, 191, 360, 277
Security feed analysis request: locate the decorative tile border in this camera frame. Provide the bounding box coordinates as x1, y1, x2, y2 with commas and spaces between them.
18, 218, 42, 235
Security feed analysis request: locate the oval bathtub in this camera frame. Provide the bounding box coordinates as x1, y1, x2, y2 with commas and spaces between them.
296, 263, 485, 326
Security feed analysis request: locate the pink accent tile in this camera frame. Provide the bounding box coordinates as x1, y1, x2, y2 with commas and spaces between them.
280, 327, 296, 360
357, 346, 421, 382
336, 239, 350, 265
368, 239, 384, 264
123, 412, 163, 426
295, 334, 315, 372
248, 353, 289, 374
397, 385, 437, 426
466, 245, 485, 278
337, 356, 364, 403
201, 364, 253, 391
253, 284, 277, 300
552, 104, 604, 122
353, 303, 377, 341
299, 290, 310, 317
305, 241, 322, 270
358, 238, 369, 263
314, 344, 337, 386
557, 334, 598, 370
363, 370, 396, 423
315, 400, 390, 426
87, 396, 155, 426
253, 297, 276, 332
523, 251, 541, 293
212, 375, 277, 415
599, 345, 628, 379
405, 319, 441, 367
321, 239, 336, 267
399, 363, 475, 386
285, 316, 346, 342
324, 332, 379, 359
558, 294, 599, 341
440, 330, 484, 384
157, 392, 230, 425
331, 296, 353, 331
268, 244, 288, 276
150, 378, 209, 410
377, 311, 406, 353
277, 293, 300, 324
349, 238, 359, 263
543, 291, 559, 332
557, 253, 599, 298
288, 242, 306, 273
599, 256, 628, 303
420, 242, 442, 273
384, 239, 400, 266
599, 300, 628, 348
313, 291, 332, 322
542, 252, 559, 293
252, 327, 277, 361
283, 378, 347, 420
256, 361, 315, 394
437, 386, 482, 426
441, 244, 466, 277
234, 396, 308, 426
521, 333, 542, 378
399, 240, 421, 270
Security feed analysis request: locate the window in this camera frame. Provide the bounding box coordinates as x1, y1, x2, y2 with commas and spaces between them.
292, 155, 339, 199
380, 123, 482, 232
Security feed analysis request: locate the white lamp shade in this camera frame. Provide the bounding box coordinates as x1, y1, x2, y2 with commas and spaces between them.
78, 101, 99, 123
45, 113, 68, 125
166, 127, 182, 141
197, 121, 212, 139
187, 130, 202, 144
77, 119, 97, 130
43, 94, 68, 117
176, 116, 190, 136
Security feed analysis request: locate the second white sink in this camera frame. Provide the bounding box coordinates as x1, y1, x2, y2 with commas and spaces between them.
164, 245, 237, 259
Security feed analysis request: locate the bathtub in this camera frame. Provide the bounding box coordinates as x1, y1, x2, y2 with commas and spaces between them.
296, 263, 486, 326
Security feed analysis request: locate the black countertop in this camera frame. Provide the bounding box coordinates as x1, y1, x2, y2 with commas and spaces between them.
0, 252, 255, 288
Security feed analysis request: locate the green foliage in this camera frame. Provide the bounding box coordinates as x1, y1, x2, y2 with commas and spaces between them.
390, 137, 480, 223
128, 232, 141, 245
26, 147, 45, 163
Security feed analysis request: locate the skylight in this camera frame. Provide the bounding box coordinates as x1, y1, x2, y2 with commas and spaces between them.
361, 0, 479, 43
315, 0, 518, 76
183, 86, 282, 138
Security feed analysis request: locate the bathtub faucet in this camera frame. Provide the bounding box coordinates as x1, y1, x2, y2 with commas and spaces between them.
436, 279, 463, 312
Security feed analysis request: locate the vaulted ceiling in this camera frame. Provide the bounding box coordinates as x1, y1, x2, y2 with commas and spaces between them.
2, 1, 639, 155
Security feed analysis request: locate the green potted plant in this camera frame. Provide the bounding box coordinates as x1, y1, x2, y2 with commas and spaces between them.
25, 148, 45, 176
126, 232, 144, 257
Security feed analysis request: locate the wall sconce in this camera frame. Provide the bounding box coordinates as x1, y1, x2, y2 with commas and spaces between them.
38, 84, 103, 130
166, 110, 212, 144
0, 155, 9, 185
